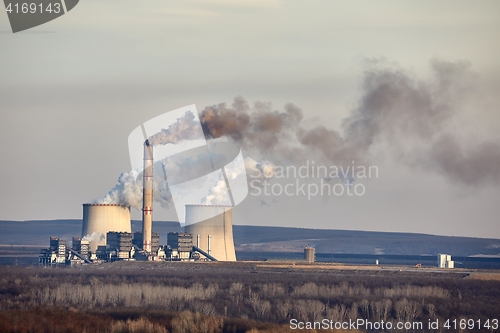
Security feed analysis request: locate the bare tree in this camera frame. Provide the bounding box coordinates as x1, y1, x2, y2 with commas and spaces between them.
292, 300, 309, 321
359, 299, 370, 318
261, 283, 284, 297
307, 300, 325, 322
345, 303, 359, 322
326, 304, 346, 322
275, 300, 291, 321
293, 282, 319, 298
394, 298, 410, 321
256, 300, 271, 320
229, 282, 244, 305
426, 303, 436, 319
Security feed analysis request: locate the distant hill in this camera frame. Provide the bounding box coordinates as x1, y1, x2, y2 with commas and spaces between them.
0, 220, 182, 246
232, 226, 500, 256
0, 220, 83, 246
0, 220, 499, 256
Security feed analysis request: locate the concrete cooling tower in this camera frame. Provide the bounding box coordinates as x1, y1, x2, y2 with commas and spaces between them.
82, 204, 131, 252
185, 205, 236, 261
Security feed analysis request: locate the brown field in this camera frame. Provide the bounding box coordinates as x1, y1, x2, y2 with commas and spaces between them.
0, 261, 499, 332
466, 272, 500, 281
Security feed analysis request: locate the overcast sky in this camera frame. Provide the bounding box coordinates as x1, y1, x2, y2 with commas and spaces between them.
1, 0, 499, 238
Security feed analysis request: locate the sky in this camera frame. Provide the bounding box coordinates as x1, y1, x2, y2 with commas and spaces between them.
0, 0, 499, 238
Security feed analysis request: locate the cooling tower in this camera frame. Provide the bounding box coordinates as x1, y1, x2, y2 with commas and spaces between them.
82, 204, 131, 252
185, 205, 236, 261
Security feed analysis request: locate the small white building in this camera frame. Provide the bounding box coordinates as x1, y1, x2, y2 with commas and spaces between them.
438, 254, 454, 268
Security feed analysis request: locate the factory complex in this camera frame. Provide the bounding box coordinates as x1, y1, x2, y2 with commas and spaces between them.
39, 202, 233, 264
40, 140, 235, 265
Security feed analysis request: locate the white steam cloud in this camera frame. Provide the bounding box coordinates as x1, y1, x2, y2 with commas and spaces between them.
201, 157, 275, 205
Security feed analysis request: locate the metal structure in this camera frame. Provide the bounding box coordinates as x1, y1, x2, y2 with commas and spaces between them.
141, 140, 153, 252
72, 237, 90, 259
192, 246, 217, 261
81, 203, 131, 252
184, 205, 236, 261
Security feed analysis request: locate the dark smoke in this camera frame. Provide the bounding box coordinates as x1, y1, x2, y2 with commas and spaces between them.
199, 59, 500, 186
200, 96, 303, 152
342, 59, 470, 148
429, 135, 500, 186
97, 59, 499, 208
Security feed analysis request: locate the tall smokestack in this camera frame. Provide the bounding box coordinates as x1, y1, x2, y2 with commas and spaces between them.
142, 140, 153, 252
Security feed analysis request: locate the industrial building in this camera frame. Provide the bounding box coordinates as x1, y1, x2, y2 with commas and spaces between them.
107, 232, 133, 259
185, 205, 236, 261
437, 254, 454, 268
72, 237, 90, 259
95, 231, 134, 261
132, 232, 160, 253
39, 236, 92, 265
39, 237, 67, 265
166, 232, 193, 259
94, 231, 165, 261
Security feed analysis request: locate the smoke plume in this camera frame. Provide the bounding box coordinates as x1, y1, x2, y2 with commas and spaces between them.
341, 59, 500, 186
94, 168, 173, 209
199, 59, 500, 186
96, 59, 499, 209
148, 110, 204, 146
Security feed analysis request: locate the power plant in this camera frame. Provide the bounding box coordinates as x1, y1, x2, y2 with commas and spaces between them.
40, 136, 460, 268
40, 139, 239, 265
